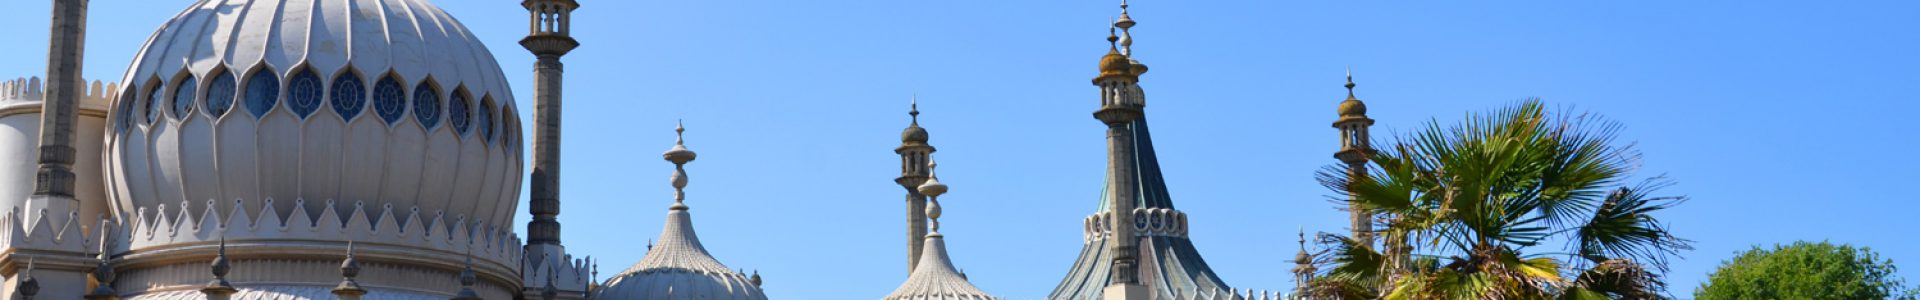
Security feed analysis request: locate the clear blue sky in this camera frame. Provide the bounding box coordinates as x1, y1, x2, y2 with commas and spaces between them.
3, 0, 1917, 298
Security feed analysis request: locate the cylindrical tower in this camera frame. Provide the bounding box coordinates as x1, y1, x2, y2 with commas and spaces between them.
1093, 3, 1148, 297
1333, 70, 1376, 245
895, 98, 935, 273
521, 0, 580, 248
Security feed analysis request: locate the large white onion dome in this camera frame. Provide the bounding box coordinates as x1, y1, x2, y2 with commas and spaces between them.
596, 125, 767, 300
100, 0, 525, 298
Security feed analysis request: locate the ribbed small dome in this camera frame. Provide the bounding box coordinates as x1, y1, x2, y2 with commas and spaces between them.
1338, 98, 1367, 116
882, 233, 999, 300
595, 207, 767, 300
1098, 49, 1132, 78
903, 125, 929, 144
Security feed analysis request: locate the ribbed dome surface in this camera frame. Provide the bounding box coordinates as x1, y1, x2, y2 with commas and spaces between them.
105, 0, 523, 231
595, 207, 767, 300
883, 233, 999, 300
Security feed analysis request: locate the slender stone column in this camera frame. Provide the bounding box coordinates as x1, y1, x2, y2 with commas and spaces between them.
34, 0, 87, 208
521, 0, 580, 246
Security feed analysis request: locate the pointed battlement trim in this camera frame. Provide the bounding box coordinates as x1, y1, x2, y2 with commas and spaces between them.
122, 198, 525, 267
0, 206, 92, 253
522, 252, 594, 295
0, 77, 118, 114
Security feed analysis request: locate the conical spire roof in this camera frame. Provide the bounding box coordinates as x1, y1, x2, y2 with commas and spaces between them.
596, 123, 766, 300
885, 161, 999, 300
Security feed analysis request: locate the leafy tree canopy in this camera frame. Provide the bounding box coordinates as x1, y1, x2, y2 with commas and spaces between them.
1696, 241, 1914, 300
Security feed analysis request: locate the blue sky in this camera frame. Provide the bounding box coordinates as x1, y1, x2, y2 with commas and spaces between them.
3, 0, 1917, 298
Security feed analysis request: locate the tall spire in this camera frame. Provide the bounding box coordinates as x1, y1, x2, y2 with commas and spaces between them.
896, 96, 937, 273
1054, 1, 1233, 299
522, 0, 581, 247
1334, 69, 1375, 246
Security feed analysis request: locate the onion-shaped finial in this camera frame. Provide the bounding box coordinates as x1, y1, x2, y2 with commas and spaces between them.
917, 159, 947, 198
18, 259, 38, 299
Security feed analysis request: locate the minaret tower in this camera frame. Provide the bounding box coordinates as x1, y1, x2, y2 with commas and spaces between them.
1291, 230, 1316, 299
33, 0, 87, 212
1095, 2, 1148, 299
1051, 2, 1234, 298
895, 97, 936, 273
521, 0, 579, 248
1333, 69, 1376, 245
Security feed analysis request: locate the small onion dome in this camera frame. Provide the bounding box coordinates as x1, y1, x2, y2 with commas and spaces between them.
903, 126, 929, 144
1099, 49, 1132, 78
1338, 98, 1367, 117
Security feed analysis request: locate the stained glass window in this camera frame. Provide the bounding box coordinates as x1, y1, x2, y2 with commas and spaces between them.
146, 82, 164, 124
412, 81, 441, 129
204, 70, 236, 118
244, 69, 280, 118
171, 76, 197, 119
478, 97, 495, 144
449, 89, 471, 135
331, 73, 366, 119
373, 76, 406, 124
116, 89, 136, 132
288, 69, 323, 118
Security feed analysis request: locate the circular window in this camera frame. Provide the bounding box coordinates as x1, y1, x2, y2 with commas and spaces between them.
331, 73, 366, 119
412, 82, 441, 129
171, 76, 197, 119
244, 69, 281, 117
288, 69, 323, 118
205, 70, 236, 118
449, 89, 471, 135
373, 76, 406, 124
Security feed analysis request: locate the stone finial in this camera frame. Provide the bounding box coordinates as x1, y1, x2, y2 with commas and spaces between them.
663, 121, 697, 210
916, 160, 947, 198
334, 241, 367, 297
87, 222, 119, 300
750, 270, 762, 287
1115, 0, 1136, 56
451, 249, 480, 300
18, 259, 38, 300
204, 237, 236, 294
909, 95, 920, 126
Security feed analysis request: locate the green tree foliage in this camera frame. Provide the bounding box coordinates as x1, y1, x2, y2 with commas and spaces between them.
1695, 241, 1915, 300
1308, 100, 1692, 299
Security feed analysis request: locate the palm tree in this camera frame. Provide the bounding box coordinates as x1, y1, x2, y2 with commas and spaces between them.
1307, 100, 1691, 300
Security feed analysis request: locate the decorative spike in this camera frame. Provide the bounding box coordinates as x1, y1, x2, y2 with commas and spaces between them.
18, 259, 38, 300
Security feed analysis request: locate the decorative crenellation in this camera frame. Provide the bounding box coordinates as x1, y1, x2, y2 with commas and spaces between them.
520, 250, 594, 297
1082, 207, 1189, 242
1162, 287, 1286, 300
121, 198, 525, 267
0, 206, 96, 254
0, 77, 117, 111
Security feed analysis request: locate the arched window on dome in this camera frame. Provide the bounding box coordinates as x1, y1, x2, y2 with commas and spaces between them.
478, 96, 496, 144
288, 68, 323, 118
171, 75, 197, 119
244, 68, 281, 118
116, 88, 136, 133
449, 87, 472, 135
412, 81, 442, 129
373, 75, 406, 124
331, 72, 366, 120
204, 69, 236, 118
146, 81, 164, 124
